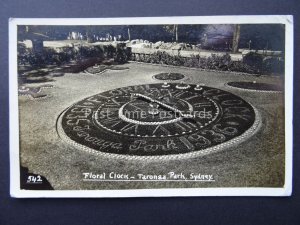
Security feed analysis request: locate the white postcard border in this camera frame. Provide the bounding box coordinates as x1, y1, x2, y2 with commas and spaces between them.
9, 15, 293, 197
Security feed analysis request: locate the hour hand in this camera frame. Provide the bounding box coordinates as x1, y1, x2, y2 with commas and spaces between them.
131, 93, 194, 119
131, 93, 155, 102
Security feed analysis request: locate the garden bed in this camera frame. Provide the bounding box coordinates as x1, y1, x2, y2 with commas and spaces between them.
130, 51, 284, 76
152, 72, 185, 81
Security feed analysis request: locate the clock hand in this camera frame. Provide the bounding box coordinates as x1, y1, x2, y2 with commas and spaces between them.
131, 93, 194, 119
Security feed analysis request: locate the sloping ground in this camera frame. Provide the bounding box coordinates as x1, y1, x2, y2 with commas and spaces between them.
18, 62, 285, 190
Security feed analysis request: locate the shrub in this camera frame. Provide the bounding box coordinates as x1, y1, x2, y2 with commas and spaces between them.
76, 45, 104, 59
114, 47, 131, 63
262, 57, 284, 75
130, 50, 284, 75
228, 61, 257, 74
97, 45, 116, 59
242, 52, 263, 73
18, 44, 131, 68
183, 55, 199, 67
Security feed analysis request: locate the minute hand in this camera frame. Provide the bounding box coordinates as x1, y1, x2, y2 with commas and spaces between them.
132, 93, 194, 119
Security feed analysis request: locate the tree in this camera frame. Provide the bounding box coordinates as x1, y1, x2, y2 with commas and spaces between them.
232, 24, 241, 53
18, 25, 51, 53
175, 25, 178, 42
162, 25, 179, 42
86, 26, 93, 43
127, 26, 131, 41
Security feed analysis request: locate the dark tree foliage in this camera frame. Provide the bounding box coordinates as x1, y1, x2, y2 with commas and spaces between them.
239, 24, 285, 51
18, 24, 285, 51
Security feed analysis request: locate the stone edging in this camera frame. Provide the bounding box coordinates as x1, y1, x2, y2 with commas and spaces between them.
84, 67, 129, 75
224, 82, 283, 93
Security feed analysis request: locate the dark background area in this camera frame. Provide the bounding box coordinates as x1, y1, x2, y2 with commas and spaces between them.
18, 24, 285, 50
0, 0, 299, 224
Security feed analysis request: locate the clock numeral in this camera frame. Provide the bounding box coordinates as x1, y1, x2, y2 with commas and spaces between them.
98, 108, 119, 120
101, 117, 121, 127
221, 99, 243, 106
152, 125, 171, 135
87, 94, 109, 103
148, 88, 161, 97
71, 108, 92, 114
66, 114, 89, 119
159, 89, 173, 98
75, 101, 95, 108
105, 98, 127, 107
183, 94, 199, 101
170, 90, 187, 98
179, 137, 195, 151
120, 123, 139, 135
100, 107, 119, 112
211, 93, 230, 101
212, 124, 238, 136
202, 89, 222, 96
174, 120, 197, 131
223, 113, 251, 122
127, 103, 144, 111
66, 119, 90, 126
200, 130, 226, 142
188, 133, 211, 148
194, 102, 212, 108
224, 106, 251, 114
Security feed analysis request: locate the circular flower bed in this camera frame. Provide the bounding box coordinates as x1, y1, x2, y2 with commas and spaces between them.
153, 73, 185, 81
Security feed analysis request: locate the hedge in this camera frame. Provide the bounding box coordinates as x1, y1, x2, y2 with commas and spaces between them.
18, 43, 131, 68
130, 51, 284, 75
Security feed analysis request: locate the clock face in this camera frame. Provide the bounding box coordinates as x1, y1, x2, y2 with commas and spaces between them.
58, 83, 259, 158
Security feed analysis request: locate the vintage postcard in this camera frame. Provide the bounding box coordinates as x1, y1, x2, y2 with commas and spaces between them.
9, 16, 293, 197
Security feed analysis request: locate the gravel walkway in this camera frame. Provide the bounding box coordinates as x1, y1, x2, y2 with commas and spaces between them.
18, 62, 285, 190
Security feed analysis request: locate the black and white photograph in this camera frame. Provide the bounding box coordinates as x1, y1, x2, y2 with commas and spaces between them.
9, 16, 293, 197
